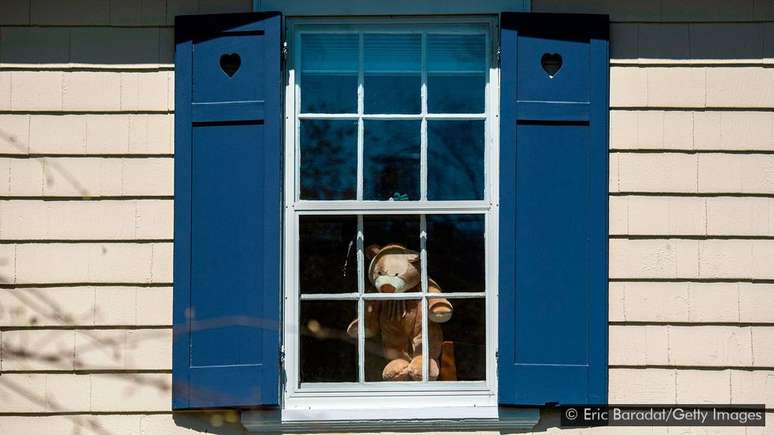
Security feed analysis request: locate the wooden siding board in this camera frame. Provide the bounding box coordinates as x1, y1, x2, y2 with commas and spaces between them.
0, 0, 773, 428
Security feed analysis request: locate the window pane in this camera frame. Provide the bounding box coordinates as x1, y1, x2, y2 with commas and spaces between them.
427, 74, 485, 113
364, 34, 421, 114
427, 34, 486, 113
363, 215, 420, 254
301, 34, 358, 113
427, 120, 484, 200
427, 34, 486, 71
300, 120, 357, 200
364, 120, 420, 201
299, 216, 358, 294
300, 301, 357, 383
427, 214, 485, 293
364, 299, 423, 382
434, 298, 485, 381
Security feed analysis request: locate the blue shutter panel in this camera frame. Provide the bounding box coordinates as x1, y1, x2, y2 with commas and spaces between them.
173, 12, 282, 409
498, 12, 609, 406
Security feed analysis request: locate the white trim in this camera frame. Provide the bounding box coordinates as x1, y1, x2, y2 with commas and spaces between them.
357, 211, 367, 385
292, 200, 491, 213
283, 403, 498, 422
283, 16, 500, 422
298, 113, 486, 120
300, 292, 486, 301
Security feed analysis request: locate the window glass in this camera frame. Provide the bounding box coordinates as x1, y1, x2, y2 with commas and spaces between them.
299, 216, 358, 294
291, 22, 492, 391
297, 31, 487, 203
435, 298, 485, 381
297, 214, 485, 384
300, 300, 357, 382
301, 34, 358, 113
363, 215, 421, 252
364, 34, 421, 114
364, 120, 421, 201
426, 214, 485, 292
427, 120, 485, 200
300, 120, 357, 200
427, 34, 486, 113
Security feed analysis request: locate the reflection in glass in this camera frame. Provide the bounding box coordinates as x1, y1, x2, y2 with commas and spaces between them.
364, 120, 420, 201
427, 214, 485, 292
301, 34, 358, 113
428, 120, 485, 200
427, 34, 486, 113
300, 120, 357, 200
300, 301, 357, 383
364, 34, 421, 114
299, 216, 358, 294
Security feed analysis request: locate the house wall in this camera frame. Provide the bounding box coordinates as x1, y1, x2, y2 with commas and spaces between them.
0, 0, 771, 434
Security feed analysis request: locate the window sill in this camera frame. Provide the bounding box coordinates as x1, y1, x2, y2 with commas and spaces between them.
241, 407, 540, 433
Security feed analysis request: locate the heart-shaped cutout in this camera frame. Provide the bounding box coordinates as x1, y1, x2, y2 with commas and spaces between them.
541, 52, 562, 78
219, 53, 241, 78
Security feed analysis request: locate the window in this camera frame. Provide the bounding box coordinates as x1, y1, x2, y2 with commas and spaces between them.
283, 18, 500, 418
173, 12, 609, 427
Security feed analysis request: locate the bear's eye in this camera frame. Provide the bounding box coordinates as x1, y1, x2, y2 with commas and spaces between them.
393, 273, 399, 277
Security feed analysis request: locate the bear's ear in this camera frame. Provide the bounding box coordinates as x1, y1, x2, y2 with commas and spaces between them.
366, 244, 382, 260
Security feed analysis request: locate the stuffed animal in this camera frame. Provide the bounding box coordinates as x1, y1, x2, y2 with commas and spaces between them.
346, 244, 453, 381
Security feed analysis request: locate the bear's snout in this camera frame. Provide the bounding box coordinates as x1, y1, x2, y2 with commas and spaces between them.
374, 275, 406, 293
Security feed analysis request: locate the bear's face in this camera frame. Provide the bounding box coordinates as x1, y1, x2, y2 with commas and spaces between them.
366, 244, 420, 293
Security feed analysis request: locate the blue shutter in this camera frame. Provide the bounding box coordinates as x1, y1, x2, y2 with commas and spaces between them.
173, 12, 282, 409
498, 12, 609, 406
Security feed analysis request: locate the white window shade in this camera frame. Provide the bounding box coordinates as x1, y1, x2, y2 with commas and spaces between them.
301, 33, 358, 72
427, 34, 486, 72
364, 33, 421, 72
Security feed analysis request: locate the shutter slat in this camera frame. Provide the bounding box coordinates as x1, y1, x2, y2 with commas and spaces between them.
173, 11, 282, 410
498, 12, 609, 406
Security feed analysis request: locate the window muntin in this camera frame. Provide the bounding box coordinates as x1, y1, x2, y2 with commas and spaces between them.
298, 214, 487, 384
286, 19, 497, 402
296, 26, 489, 203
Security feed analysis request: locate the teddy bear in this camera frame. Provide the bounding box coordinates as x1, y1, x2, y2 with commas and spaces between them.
346, 244, 453, 381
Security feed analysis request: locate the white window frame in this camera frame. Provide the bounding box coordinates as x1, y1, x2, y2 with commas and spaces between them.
282, 16, 501, 421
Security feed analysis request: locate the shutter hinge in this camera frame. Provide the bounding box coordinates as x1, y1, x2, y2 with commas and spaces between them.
282, 41, 288, 61
279, 347, 287, 390
496, 46, 502, 66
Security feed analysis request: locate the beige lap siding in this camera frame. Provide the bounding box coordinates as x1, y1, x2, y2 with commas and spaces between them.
0, 71, 172, 112
0, 373, 170, 413
0, 242, 172, 284
0, 114, 174, 155
610, 239, 774, 279
609, 325, 774, 367
0, 157, 173, 197
598, 5, 774, 425
0, 200, 173, 240
0, 0, 254, 427
610, 368, 774, 406
611, 196, 774, 236
610, 153, 774, 194
610, 282, 774, 324
1, 328, 171, 370
0, 0, 773, 433
0, 286, 172, 327
611, 110, 774, 151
